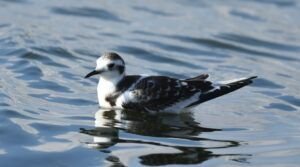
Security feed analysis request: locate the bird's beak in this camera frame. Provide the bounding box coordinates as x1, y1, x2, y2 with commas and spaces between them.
84, 70, 101, 78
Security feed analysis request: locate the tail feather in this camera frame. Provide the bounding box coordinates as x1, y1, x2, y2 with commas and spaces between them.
187, 76, 257, 107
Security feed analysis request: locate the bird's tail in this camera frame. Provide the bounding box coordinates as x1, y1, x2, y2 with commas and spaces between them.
187, 76, 257, 107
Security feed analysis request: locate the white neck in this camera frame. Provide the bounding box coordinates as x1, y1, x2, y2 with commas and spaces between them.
99, 73, 125, 88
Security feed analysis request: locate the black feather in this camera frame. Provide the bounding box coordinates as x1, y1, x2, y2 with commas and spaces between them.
187, 76, 257, 107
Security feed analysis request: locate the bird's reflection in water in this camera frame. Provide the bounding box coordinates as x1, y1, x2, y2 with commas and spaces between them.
80, 109, 251, 166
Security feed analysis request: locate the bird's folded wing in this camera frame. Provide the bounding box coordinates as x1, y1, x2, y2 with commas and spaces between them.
123, 76, 213, 111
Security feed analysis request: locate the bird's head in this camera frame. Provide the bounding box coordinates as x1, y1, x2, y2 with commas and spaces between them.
85, 52, 125, 80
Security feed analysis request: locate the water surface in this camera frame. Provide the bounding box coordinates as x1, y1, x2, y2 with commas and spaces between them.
0, 0, 300, 166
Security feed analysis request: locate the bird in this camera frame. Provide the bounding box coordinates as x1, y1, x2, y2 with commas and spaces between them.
85, 52, 257, 113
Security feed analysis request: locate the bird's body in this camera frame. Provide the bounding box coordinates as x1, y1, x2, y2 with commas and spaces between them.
85, 52, 256, 113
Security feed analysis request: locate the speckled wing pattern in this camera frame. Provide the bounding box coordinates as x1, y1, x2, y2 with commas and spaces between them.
122, 75, 213, 111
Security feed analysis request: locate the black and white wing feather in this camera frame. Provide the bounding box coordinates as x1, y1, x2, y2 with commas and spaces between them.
122, 75, 257, 112
122, 76, 213, 111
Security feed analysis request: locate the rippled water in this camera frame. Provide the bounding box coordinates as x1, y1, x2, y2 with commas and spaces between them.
0, 0, 300, 166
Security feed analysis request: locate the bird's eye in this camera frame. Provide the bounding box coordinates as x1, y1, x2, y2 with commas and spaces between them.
107, 63, 115, 69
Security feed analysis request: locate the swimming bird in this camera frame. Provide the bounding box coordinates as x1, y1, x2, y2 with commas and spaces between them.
85, 52, 257, 113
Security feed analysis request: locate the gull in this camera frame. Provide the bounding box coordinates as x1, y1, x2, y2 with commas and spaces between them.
85, 52, 257, 113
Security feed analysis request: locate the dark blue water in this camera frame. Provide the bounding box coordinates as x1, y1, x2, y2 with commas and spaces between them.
0, 0, 300, 166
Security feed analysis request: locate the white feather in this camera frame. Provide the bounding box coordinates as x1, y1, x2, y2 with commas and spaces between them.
217, 77, 247, 85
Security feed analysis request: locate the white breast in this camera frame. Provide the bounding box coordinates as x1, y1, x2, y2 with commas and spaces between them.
97, 78, 117, 108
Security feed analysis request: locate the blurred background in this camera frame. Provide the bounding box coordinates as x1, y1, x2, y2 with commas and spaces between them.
0, 0, 300, 166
